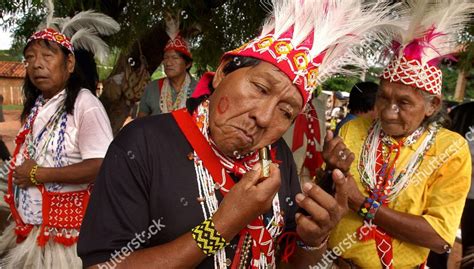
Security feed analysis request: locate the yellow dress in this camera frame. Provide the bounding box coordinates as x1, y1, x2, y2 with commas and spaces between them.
328, 117, 472, 268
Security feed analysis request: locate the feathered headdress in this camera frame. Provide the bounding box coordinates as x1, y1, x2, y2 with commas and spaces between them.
163, 11, 192, 59
224, 0, 404, 106
27, 0, 120, 63
382, 0, 474, 96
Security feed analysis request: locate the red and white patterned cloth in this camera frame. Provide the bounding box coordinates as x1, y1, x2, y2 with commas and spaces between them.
224, 33, 322, 105
28, 28, 74, 53
164, 33, 192, 59
382, 55, 442, 96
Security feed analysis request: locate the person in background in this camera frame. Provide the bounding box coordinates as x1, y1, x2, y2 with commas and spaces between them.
138, 14, 197, 117
335, 81, 378, 136
0, 7, 118, 268
326, 2, 473, 267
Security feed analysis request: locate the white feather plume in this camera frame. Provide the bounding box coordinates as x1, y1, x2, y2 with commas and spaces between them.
45, 0, 55, 27
291, 0, 314, 47
312, 0, 406, 83
39, 8, 120, 63
407, 0, 474, 63
254, 0, 406, 85
164, 12, 180, 40
56, 10, 120, 37
271, 0, 294, 39
70, 28, 110, 63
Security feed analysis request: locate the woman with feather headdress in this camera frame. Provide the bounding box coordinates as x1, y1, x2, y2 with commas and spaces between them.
326, 1, 474, 268
0, 2, 120, 268
76, 1, 405, 268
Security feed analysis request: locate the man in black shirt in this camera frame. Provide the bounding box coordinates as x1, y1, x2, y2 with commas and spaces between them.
77, 0, 394, 267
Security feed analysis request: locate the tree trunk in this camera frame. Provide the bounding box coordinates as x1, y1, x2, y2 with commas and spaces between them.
454, 69, 467, 102
99, 26, 169, 135
100, 52, 151, 135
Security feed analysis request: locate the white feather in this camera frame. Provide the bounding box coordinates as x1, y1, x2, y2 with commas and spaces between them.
271, 0, 294, 39
59, 10, 120, 37
45, 0, 55, 28
164, 12, 180, 40
260, 16, 275, 37
421, 0, 474, 62
291, 0, 314, 47
70, 28, 110, 63
310, 0, 405, 83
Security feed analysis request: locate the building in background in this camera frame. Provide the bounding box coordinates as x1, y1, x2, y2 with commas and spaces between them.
0, 61, 25, 105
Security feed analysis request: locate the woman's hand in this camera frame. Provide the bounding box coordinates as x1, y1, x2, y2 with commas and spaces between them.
322, 130, 354, 174
13, 159, 38, 188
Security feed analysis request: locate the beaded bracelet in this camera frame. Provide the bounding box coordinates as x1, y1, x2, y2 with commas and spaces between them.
358, 197, 381, 220
191, 218, 229, 256
296, 235, 329, 251
29, 164, 41, 185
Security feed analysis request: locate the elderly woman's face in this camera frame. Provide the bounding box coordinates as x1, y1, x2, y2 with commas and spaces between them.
209, 61, 303, 156
375, 80, 438, 138
24, 41, 75, 98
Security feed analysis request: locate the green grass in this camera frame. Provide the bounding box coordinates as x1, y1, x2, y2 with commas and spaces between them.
1, 104, 23, 111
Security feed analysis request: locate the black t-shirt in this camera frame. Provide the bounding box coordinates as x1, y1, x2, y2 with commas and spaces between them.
77, 111, 301, 268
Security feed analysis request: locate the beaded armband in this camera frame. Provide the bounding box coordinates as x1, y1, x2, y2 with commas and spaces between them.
358, 197, 381, 220
191, 218, 229, 256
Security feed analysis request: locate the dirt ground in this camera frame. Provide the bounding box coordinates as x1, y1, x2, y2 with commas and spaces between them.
0, 109, 21, 154
0, 108, 465, 268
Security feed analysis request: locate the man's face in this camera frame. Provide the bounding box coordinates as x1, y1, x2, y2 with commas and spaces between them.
375, 79, 439, 138
24, 41, 74, 96
209, 60, 303, 156
163, 50, 190, 79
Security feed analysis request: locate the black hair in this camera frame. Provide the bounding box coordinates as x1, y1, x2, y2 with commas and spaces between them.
348, 81, 378, 114
74, 49, 99, 95
421, 91, 451, 128
21, 39, 88, 123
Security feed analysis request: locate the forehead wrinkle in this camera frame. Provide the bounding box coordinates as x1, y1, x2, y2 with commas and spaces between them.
250, 63, 303, 109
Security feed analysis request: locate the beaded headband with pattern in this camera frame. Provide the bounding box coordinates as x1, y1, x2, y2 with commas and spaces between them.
382, 0, 474, 96
28, 28, 74, 53
224, 0, 404, 106
27, 0, 120, 63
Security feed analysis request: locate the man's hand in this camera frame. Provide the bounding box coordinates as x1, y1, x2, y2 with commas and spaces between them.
13, 159, 38, 188
212, 163, 281, 241
295, 169, 349, 246
322, 130, 354, 173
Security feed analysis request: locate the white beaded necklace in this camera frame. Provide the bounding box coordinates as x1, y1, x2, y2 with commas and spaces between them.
358, 120, 440, 202
192, 100, 284, 268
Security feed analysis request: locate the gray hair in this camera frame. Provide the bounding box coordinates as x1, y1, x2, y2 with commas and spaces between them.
421, 91, 451, 128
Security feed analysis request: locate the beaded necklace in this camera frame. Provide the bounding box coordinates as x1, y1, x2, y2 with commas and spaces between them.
358, 120, 440, 202
191, 100, 284, 269
23, 94, 68, 191
159, 73, 191, 113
